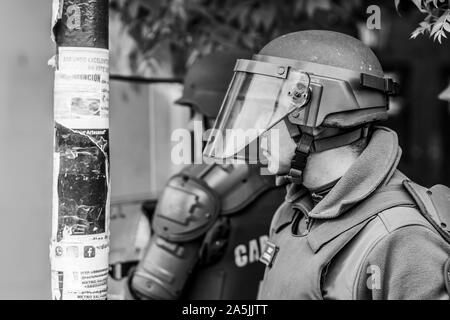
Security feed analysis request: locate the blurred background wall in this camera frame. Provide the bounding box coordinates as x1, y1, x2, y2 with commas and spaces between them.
0, 0, 54, 299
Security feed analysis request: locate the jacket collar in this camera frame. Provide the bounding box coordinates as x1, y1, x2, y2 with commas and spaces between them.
304, 126, 401, 219
289, 127, 403, 251
306, 170, 409, 253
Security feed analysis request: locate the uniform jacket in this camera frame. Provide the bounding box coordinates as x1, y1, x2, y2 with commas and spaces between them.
258, 127, 450, 300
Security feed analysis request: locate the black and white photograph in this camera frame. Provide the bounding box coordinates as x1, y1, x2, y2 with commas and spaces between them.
1, 0, 450, 308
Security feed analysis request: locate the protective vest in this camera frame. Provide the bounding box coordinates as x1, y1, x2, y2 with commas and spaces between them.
258, 172, 450, 299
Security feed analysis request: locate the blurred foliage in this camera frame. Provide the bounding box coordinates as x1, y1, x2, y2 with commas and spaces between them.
109, 9, 175, 77
109, 0, 364, 75
396, 0, 450, 42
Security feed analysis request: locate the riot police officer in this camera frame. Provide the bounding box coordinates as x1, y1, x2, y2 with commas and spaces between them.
124, 50, 287, 300
203, 30, 450, 299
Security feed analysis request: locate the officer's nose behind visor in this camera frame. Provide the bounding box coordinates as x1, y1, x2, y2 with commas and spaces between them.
203, 59, 311, 162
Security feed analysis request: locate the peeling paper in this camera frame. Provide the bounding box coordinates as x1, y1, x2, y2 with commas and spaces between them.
54, 47, 109, 122
51, 0, 64, 42
50, 123, 109, 300
54, 124, 109, 245
48, 55, 57, 69
51, 47, 110, 300
53, 0, 109, 49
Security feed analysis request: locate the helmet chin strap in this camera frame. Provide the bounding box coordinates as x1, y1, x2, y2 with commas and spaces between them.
288, 132, 314, 184
282, 118, 369, 185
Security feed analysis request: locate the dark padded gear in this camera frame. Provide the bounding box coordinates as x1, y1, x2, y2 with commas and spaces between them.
176, 50, 251, 118
130, 236, 201, 300
152, 173, 220, 242
199, 217, 231, 266
131, 163, 279, 300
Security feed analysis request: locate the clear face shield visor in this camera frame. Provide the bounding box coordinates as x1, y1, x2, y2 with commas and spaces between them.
203, 59, 311, 163
203, 57, 397, 164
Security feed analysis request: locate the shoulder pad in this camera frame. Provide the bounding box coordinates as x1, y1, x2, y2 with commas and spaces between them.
179, 163, 214, 177
429, 184, 450, 233
153, 172, 220, 242
181, 163, 277, 215
403, 180, 450, 243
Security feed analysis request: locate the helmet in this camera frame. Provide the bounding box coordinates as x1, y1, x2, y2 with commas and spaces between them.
203, 30, 399, 182
175, 49, 252, 119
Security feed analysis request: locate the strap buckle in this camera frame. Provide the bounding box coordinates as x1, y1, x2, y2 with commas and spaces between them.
288, 168, 304, 184
361, 73, 400, 96
288, 133, 314, 184
384, 78, 400, 96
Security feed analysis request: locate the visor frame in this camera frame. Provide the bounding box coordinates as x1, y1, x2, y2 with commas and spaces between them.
203, 56, 393, 162
238, 56, 392, 128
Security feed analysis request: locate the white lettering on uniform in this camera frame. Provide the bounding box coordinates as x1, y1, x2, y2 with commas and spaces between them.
234, 235, 268, 267
248, 239, 260, 262
234, 244, 248, 267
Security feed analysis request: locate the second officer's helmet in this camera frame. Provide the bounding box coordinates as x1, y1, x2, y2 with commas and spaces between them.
175, 49, 252, 119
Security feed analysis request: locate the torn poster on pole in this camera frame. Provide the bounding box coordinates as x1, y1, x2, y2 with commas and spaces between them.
50, 0, 110, 300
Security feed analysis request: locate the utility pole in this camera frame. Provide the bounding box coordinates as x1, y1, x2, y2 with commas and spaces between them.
49, 0, 110, 300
